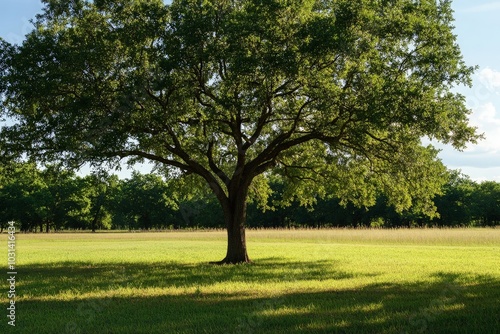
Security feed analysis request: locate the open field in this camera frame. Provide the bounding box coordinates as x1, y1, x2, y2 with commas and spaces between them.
1, 228, 499, 333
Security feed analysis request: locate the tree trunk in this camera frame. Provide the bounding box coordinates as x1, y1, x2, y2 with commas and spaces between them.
222, 212, 250, 264
91, 205, 101, 233
91, 194, 105, 232
212, 183, 251, 264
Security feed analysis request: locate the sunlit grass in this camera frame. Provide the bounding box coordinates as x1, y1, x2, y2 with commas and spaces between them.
1, 228, 499, 333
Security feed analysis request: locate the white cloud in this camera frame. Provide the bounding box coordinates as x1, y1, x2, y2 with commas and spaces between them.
478, 68, 500, 93
468, 102, 500, 154
428, 101, 500, 178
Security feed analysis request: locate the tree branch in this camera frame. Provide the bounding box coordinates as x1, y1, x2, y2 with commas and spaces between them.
115, 149, 192, 172
207, 140, 230, 186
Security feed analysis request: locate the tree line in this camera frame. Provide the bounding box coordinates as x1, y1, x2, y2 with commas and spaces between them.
1, 163, 498, 232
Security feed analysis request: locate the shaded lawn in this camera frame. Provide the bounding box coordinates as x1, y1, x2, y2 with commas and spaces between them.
8, 260, 500, 334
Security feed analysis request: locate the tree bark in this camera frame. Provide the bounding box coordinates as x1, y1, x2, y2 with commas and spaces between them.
212, 181, 251, 264
222, 207, 250, 264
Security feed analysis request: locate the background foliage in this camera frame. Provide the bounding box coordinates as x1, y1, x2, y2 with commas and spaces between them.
1, 163, 498, 232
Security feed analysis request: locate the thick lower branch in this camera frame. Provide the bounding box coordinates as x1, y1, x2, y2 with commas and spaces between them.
115, 150, 192, 172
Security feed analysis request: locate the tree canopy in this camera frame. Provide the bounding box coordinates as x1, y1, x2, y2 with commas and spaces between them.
0, 0, 478, 263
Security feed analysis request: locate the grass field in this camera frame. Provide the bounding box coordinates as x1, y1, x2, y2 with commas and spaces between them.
1, 228, 499, 333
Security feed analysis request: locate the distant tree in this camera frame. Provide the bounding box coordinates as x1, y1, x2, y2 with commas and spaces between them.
106, 178, 128, 230
39, 165, 90, 232
473, 181, 500, 226
433, 171, 476, 226
113, 172, 176, 230
1, 0, 479, 262
0, 162, 48, 232
82, 171, 116, 231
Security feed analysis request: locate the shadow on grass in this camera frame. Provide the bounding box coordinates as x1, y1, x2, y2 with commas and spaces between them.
17, 258, 359, 298
7, 260, 500, 334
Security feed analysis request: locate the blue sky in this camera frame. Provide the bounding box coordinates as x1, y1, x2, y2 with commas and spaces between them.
1, 0, 499, 181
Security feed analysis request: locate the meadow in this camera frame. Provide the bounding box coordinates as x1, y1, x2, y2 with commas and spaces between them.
1, 228, 499, 333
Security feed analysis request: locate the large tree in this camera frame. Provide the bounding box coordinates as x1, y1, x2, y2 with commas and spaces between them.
1, 0, 478, 263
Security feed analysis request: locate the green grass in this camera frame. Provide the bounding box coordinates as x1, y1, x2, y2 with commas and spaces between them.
1, 229, 499, 333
